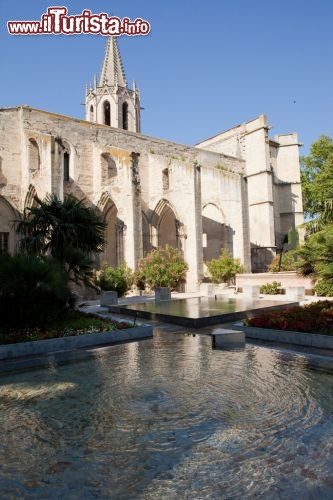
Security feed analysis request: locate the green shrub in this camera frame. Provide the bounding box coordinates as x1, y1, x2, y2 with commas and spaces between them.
314, 280, 333, 297
97, 263, 133, 296
259, 281, 281, 295
134, 266, 146, 291
206, 249, 245, 284
268, 250, 298, 272
136, 245, 188, 290
0, 253, 72, 329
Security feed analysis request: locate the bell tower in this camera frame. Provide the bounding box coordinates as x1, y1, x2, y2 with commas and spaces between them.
85, 37, 141, 133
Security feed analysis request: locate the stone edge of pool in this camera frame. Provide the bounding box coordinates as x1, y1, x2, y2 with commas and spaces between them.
109, 301, 300, 328
222, 325, 333, 372
232, 325, 333, 350
0, 325, 153, 363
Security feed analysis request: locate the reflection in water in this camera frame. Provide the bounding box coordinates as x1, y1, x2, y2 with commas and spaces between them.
122, 296, 294, 319
0, 332, 332, 499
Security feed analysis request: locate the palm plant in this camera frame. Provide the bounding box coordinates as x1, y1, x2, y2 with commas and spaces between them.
305, 197, 333, 235
16, 194, 106, 287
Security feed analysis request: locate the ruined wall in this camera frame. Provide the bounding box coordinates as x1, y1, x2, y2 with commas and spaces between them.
0, 106, 249, 289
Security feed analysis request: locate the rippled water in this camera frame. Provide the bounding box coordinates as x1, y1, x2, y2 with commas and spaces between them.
0, 331, 333, 499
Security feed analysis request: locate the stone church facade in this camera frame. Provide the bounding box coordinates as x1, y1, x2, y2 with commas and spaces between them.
0, 38, 303, 291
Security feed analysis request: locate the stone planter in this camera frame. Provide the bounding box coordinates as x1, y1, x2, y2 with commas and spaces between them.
0, 325, 153, 361
100, 291, 118, 307
237, 325, 333, 349
155, 287, 171, 301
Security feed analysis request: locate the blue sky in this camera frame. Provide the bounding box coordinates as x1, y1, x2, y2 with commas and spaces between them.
1, 0, 332, 154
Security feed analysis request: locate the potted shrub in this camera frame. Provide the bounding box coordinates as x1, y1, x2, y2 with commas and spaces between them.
135, 245, 188, 300
206, 249, 245, 286
96, 263, 133, 306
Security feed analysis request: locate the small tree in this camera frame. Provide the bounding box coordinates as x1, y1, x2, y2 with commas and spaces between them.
96, 263, 133, 297
136, 245, 188, 290
268, 250, 298, 272
206, 249, 245, 285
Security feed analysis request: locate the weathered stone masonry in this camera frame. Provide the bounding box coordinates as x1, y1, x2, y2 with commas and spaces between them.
0, 38, 303, 291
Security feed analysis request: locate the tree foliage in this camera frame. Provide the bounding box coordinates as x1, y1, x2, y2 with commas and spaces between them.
206, 249, 245, 284
301, 135, 333, 221
135, 245, 188, 290
297, 226, 333, 282
268, 250, 298, 272
97, 263, 133, 296
259, 281, 281, 295
16, 194, 106, 287
298, 135, 333, 293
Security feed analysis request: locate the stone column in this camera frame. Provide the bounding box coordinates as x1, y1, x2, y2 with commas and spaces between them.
175, 220, 186, 256
116, 220, 126, 265
130, 152, 143, 267
194, 161, 204, 285
182, 161, 204, 292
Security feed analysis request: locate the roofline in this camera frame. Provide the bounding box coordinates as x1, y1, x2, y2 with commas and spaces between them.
1, 105, 244, 161
1, 105, 249, 164
195, 114, 268, 145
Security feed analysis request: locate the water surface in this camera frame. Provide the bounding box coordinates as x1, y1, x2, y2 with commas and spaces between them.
0, 331, 332, 499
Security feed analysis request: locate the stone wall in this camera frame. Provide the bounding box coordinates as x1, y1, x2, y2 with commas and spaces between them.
0, 106, 248, 291
236, 272, 314, 292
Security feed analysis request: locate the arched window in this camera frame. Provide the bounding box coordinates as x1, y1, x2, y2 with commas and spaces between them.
62, 141, 71, 182
64, 151, 70, 182
122, 102, 128, 130
101, 153, 117, 183
90, 104, 94, 122
103, 100, 111, 126
28, 138, 40, 172
162, 168, 169, 191
0, 196, 18, 254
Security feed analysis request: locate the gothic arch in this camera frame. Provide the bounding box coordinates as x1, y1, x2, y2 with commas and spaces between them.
103, 100, 111, 126
0, 196, 20, 254
122, 101, 128, 130
57, 138, 75, 182
28, 138, 40, 173
202, 202, 232, 261
97, 192, 123, 267
151, 199, 181, 224
101, 153, 117, 184
151, 199, 180, 250
24, 184, 38, 210
62, 140, 71, 182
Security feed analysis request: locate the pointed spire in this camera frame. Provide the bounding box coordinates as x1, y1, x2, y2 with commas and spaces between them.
99, 36, 127, 88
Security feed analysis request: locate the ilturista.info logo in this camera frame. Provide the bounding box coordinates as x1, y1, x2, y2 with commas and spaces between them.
7, 7, 151, 36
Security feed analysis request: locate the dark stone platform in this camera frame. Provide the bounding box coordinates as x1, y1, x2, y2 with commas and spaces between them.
109, 296, 298, 328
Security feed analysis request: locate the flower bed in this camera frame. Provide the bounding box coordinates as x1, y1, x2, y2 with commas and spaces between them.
0, 311, 132, 345
245, 300, 333, 335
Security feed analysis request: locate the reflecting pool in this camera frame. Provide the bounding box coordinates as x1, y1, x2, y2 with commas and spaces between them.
0, 331, 333, 499
111, 296, 298, 327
